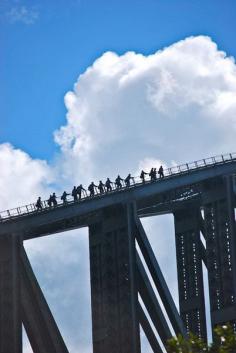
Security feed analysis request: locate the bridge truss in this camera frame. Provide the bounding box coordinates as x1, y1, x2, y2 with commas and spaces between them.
0, 153, 236, 352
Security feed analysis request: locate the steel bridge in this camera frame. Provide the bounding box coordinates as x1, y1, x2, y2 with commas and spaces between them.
1, 153, 236, 353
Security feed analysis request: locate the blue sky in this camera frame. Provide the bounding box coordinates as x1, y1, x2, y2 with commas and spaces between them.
1, 0, 236, 160
1, 1, 236, 352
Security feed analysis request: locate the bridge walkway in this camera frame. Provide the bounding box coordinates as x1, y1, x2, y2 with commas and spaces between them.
0, 153, 236, 225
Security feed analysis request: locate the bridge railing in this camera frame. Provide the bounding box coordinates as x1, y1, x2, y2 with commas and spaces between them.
1, 153, 236, 222
132, 153, 236, 183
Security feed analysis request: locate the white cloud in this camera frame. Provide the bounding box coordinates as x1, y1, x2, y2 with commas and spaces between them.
0, 143, 53, 210
55, 35, 236, 186
1, 35, 236, 352
6, 5, 39, 25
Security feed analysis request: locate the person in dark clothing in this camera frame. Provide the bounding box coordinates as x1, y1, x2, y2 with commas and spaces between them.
77, 184, 86, 200
105, 178, 113, 192
88, 182, 97, 196
72, 186, 78, 201
140, 170, 148, 183
47, 195, 53, 207
51, 193, 57, 206
149, 168, 154, 181
98, 181, 105, 194
149, 168, 157, 181
125, 173, 134, 187
115, 175, 123, 189
36, 197, 43, 210
61, 191, 69, 204
158, 165, 164, 178
153, 168, 157, 180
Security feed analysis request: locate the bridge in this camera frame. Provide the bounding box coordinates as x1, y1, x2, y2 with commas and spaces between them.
0, 153, 236, 353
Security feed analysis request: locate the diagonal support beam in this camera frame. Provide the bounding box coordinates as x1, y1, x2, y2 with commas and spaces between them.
136, 254, 172, 346
135, 215, 186, 337
21, 247, 69, 353
199, 213, 206, 240
200, 241, 207, 268
138, 304, 163, 353
199, 212, 208, 268
138, 303, 163, 353
0, 234, 22, 353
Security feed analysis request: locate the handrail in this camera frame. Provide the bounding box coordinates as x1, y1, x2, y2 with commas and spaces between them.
0, 152, 236, 222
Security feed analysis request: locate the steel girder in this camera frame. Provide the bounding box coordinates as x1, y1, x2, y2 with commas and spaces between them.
88, 204, 141, 353
203, 176, 236, 331
0, 234, 22, 353
174, 208, 207, 341
21, 247, 69, 353
134, 215, 186, 338
89, 203, 186, 353
138, 303, 163, 353
2, 174, 235, 353
136, 254, 172, 346
0, 236, 69, 353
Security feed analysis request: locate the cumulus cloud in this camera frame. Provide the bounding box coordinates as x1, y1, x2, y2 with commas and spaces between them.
0, 143, 53, 210
1, 35, 236, 352
55, 35, 236, 186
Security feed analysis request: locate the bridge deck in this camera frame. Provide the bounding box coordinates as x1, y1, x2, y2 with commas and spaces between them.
0, 153, 236, 239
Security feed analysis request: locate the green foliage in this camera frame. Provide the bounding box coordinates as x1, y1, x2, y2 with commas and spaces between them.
167, 332, 207, 353
166, 324, 236, 353
210, 325, 236, 353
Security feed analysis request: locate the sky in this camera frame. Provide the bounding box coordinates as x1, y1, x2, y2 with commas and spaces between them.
1, 0, 236, 352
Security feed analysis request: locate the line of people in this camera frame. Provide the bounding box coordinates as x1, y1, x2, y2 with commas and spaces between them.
35, 165, 164, 211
